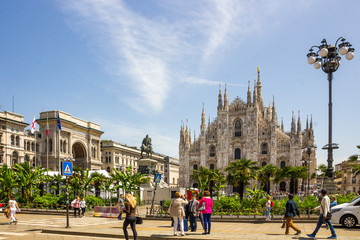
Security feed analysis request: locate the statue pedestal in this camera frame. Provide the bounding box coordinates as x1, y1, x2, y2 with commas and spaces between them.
323, 177, 337, 194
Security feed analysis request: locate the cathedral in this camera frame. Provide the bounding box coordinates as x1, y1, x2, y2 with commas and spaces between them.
179, 68, 317, 193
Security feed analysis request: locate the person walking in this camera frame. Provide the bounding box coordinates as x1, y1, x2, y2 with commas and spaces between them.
307, 189, 337, 239
71, 196, 80, 218
284, 194, 302, 235
118, 194, 124, 220
80, 197, 86, 217
8, 192, 20, 224
188, 194, 199, 232
198, 190, 213, 235
265, 195, 272, 221
169, 192, 188, 236
122, 193, 137, 240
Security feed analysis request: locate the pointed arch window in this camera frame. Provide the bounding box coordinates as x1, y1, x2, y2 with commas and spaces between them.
193, 164, 198, 170
234, 120, 242, 137
280, 161, 286, 169
261, 143, 268, 154
209, 145, 216, 157
234, 148, 241, 160
262, 161, 267, 167
210, 163, 215, 170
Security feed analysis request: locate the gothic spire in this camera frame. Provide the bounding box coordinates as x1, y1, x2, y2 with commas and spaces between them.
247, 80, 252, 106
256, 67, 263, 107
201, 103, 206, 134
224, 83, 229, 111
306, 115, 308, 129
291, 111, 296, 135
310, 115, 313, 129
272, 95, 277, 123
218, 84, 223, 111
297, 110, 301, 136
253, 80, 257, 105
281, 117, 284, 132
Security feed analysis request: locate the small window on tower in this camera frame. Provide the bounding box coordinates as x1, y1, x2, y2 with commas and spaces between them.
209, 146, 216, 157
234, 120, 242, 137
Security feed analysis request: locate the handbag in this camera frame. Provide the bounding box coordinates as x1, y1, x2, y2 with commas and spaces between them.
321, 205, 332, 220
136, 216, 143, 224
4, 207, 10, 219
199, 202, 206, 211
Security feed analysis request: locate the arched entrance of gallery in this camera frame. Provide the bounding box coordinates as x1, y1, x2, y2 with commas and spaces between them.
72, 142, 87, 169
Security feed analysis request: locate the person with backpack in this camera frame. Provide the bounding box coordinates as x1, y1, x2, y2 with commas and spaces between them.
71, 196, 81, 218
284, 194, 302, 235
265, 195, 273, 221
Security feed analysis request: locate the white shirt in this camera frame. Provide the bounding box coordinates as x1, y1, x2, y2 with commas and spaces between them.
9, 200, 16, 210
314, 195, 330, 217
266, 200, 271, 208
80, 200, 86, 208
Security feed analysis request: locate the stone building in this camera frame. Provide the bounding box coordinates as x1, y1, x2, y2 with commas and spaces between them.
179, 69, 317, 193
0, 111, 39, 167
36, 111, 103, 171
335, 160, 360, 195
101, 140, 179, 187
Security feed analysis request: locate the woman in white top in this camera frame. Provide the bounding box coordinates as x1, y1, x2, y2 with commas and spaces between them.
265, 195, 272, 221
8, 192, 20, 224
80, 198, 86, 217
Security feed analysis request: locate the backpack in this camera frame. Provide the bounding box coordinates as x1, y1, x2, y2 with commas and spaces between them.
271, 201, 274, 207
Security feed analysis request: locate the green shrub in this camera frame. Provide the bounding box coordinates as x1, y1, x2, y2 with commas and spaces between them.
85, 195, 105, 206
33, 193, 59, 206
162, 200, 171, 210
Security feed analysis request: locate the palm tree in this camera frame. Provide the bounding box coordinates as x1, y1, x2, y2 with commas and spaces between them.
348, 145, 360, 162
257, 164, 278, 194
0, 164, 18, 199
211, 169, 227, 198
91, 172, 106, 198
191, 166, 212, 194
48, 174, 64, 195
13, 161, 46, 202
225, 159, 259, 199
317, 164, 327, 188
111, 166, 148, 197
245, 183, 266, 218
287, 166, 308, 194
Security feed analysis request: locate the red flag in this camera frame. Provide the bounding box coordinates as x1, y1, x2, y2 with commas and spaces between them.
46, 117, 49, 136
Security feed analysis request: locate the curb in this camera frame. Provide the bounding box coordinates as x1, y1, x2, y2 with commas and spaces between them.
41, 229, 219, 240
144, 217, 318, 223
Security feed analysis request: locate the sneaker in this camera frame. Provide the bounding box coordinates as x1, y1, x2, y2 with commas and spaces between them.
328, 236, 337, 239
174, 233, 177, 236
295, 231, 301, 235
307, 234, 316, 238
181, 233, 186, 236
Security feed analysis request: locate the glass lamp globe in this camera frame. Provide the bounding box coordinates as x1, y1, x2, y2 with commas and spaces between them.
319, 48, 328, 57
346, 51, 354, 60
314, 61, 321, 69
339, 46, 348, 55
307, 56, 316, 64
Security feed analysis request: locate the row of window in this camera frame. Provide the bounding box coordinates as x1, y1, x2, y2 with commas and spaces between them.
208, 144, 269, 158
193, 160, 286, 170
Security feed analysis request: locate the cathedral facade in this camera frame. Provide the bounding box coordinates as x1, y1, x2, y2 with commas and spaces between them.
179, 69, 317, 193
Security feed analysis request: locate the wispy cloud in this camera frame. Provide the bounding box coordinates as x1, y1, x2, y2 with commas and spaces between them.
59, 0, 305, 113
184, 77, 245, 87
95, 118, 179, 158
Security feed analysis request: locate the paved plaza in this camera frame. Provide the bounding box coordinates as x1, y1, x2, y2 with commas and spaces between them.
0, 214, 359, 240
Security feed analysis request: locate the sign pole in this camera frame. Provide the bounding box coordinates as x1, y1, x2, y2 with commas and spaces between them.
66, 175, 70, 228
150, 181, 157, 216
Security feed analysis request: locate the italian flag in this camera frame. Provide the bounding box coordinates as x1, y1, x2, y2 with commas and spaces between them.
46, 117, 49, 136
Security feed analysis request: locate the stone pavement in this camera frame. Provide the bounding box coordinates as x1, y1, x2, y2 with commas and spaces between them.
0, 214, 359, 240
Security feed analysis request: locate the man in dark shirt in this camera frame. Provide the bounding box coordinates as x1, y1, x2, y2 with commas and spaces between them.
284, 194, 301, 235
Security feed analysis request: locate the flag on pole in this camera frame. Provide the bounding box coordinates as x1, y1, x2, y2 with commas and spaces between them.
57, 113, 62, 131
46, 116, 49, 136
30, 115, 36, 134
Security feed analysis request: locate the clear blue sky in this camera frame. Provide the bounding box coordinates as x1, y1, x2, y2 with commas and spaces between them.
1, 0, 359, 166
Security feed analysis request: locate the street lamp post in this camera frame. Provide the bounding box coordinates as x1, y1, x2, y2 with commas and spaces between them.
301, 145, 316, 195
307, 37, 355, 192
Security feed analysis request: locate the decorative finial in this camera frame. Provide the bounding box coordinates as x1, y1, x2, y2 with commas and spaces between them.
257, 66, 260, 73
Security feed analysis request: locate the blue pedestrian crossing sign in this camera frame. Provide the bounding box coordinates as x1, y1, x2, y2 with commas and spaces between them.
154, 174, 161, 183
61, 161, 73, 176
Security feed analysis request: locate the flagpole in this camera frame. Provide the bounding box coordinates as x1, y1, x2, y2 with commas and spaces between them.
47, 113, 49, 170
58, 111, 61, 172
34, 129, 37, 168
